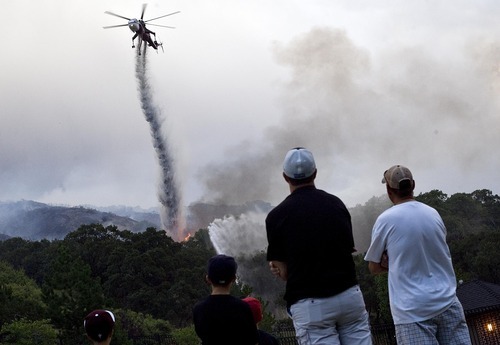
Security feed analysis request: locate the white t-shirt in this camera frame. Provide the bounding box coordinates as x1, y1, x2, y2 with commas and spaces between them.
364, 200, 457, 324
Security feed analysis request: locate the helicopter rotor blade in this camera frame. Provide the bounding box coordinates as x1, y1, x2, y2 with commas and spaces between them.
146, 23, 176, 29
103, 24, 130, 29
104, 11, 131, 21
145, 11, 180, 23
141, 3, 147, 20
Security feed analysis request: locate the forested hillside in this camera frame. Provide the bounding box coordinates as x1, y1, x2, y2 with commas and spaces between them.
0, 189, 498, 343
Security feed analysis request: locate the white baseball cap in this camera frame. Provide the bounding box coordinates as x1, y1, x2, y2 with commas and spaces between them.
283, 147, 316, 179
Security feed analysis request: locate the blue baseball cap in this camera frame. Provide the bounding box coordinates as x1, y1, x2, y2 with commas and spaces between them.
283, 147, 316, 179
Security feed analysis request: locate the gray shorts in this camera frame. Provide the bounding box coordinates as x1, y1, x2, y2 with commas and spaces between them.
289, 285, 372, 345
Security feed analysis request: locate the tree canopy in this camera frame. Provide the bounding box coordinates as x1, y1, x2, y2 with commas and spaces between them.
0, 189, 499, 340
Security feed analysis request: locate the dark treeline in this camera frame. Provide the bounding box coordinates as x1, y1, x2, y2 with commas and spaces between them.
0, 189, 499, 344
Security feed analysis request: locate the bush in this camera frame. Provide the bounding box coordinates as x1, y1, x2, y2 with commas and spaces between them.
0, 319, 57, 345
171, 325, 200, 345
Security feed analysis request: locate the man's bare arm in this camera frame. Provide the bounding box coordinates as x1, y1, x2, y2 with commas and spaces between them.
368, 251, 389, 275
269, 260, 288, 281
368, 261, 388, 275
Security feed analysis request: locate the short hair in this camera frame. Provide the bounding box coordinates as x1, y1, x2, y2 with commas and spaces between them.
388, 179, 414, 198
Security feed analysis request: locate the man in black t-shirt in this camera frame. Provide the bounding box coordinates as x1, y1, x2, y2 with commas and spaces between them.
193, 254, 258, 345
266, 147, 372, 345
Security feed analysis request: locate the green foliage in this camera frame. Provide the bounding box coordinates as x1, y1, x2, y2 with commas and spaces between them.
62, 225, 215, 327
1, 190, 500, 339
449, 230, 500, 284
0, 318, 57, 345
353, 254, 377, 319
171, 325, 200, 345
0, 261, 46, 329
114, 309, 172, 338
415, 189, 448, 209
0, 238, 53, 286
42, 244, 105, 341
257, 298, 276, 333
416, 189, 500, 240
163, 230, 215, 326
373, 274, 392, 324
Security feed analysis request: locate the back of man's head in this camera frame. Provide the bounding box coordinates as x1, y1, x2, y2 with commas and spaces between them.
382, 165, 415, 198
207, 254, 237, 286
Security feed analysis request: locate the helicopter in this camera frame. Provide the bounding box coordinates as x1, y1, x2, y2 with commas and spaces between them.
103, 4, 179, 55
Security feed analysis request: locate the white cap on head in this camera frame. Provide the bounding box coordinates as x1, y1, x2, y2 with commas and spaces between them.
283, 147, 316, 179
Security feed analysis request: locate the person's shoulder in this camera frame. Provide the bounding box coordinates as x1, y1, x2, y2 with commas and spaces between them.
398, 200, 439, 214
193, 295, 210, 310
415, 201, 442, 217
374, 204, 398, 224
314, 189, 348, 208
414, 200, 435, 209
266, 195, 293, 218
310, 187, 340, 199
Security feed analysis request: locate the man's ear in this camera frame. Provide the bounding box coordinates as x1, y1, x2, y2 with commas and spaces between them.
205, 275, 211, 285
386, 185, 394, 199
283, 172, 290, 183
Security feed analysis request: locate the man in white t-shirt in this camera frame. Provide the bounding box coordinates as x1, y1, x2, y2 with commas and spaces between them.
364, 165, 471, 345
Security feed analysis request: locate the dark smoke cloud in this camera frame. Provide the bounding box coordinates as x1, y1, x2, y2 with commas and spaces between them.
199, 27, 500, 207
135, 50, 182, 239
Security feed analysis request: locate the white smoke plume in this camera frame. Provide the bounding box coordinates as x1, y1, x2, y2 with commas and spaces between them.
200, 27, 500, 209
203, 27, 500, 264
135, 50, 183, 240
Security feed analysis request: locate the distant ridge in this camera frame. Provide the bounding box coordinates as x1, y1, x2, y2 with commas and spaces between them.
0, 200, 161, 240
0, 200, 274, 241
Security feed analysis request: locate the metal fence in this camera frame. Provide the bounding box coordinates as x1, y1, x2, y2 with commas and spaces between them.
273, 323, 298, 345
370, 323, 396, 345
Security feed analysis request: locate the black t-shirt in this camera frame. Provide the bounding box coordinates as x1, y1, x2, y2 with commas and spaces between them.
266, 186, 358, 307
193, 294, 258, 345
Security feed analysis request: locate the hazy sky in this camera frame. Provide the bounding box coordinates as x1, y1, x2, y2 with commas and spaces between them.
1, 0, 499, 211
